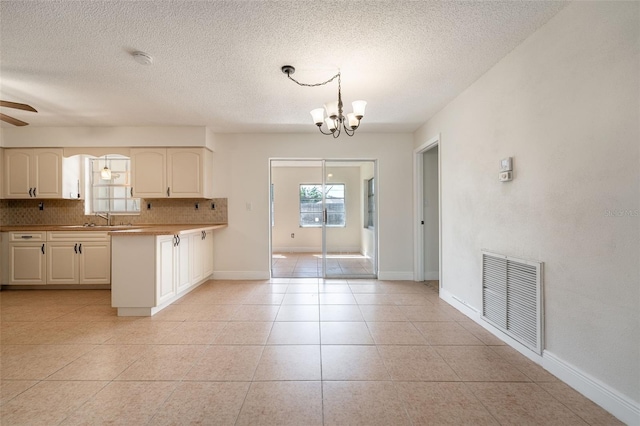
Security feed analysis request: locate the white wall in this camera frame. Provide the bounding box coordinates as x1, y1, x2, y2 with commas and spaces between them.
0, 126, 209, 148
360, 162, 375, 259
211, 132, 414, 280
414, 1, 639, 420
271, 165, 363, 253
423, 147, 439, 279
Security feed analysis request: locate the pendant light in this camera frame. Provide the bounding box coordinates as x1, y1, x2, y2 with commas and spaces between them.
101, 156, 112, 180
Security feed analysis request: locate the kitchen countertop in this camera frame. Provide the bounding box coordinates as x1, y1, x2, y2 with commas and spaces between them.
0, 223, 227, 235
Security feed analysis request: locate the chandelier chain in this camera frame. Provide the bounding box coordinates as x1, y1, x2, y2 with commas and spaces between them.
286, 72, 341, 88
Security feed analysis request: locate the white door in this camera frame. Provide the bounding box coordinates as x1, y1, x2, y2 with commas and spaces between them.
167, 148, 202, 198
175, 234, 191, 293
32, 149, 63, 198
156, 235, 176, 304
4, 149, 32, 198
131, 148, 167, 198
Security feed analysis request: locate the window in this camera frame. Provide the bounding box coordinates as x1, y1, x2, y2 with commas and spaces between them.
88, 156, 140, 214
367, 177, 375, 228
299, 184, 345, 227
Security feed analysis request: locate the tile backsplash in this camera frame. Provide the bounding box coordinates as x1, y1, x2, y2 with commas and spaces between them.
1, 198, 227, 226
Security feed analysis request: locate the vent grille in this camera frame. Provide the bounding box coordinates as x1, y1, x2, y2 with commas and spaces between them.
482, 251, 543, 354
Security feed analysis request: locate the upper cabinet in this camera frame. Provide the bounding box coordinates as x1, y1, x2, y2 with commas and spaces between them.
3, 148, 80, 199
131, 147, 213, 199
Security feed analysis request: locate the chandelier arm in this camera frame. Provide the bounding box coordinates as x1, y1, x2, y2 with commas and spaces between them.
343, 124, 356, 137
317, 126, 334, 136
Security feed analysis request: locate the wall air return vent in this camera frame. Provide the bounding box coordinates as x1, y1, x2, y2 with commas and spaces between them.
482, 251, 544, 354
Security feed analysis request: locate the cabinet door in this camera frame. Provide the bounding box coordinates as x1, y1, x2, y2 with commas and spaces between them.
175, 235, 191, 293
156, 235, 176, 305
203, 230, 214, 278
167, 148, 203, 198
9, 242, 47, 284
47, 242, 79, 284
79, 242, 111, 284
131, 148, 167, 198
32, 149, 63, 198
4, 149, 32, 198
190, 233, 204, 284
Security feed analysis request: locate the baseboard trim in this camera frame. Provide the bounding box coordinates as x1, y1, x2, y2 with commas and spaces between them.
424, 271, 439, 280
377, 271, 413, 280
212, 271, 271, 280
272, 247, 362, 254
542, 351, 640, 425
439, 288, 639, 425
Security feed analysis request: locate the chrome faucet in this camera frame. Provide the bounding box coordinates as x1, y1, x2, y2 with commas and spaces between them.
95, 212, 112, 226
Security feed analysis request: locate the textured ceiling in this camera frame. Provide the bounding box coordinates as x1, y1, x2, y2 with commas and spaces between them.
0, 1, 567, 133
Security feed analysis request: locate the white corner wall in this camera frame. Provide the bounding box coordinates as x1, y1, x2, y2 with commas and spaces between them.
211, 133, 414, 280
414, 1, 639, 422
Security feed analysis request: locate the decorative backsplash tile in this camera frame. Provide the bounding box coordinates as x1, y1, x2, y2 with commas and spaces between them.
1, 198, 227, 226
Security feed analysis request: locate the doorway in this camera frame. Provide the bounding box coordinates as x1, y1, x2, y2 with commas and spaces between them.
414, 136, 441, 287
270, 159, 377, 279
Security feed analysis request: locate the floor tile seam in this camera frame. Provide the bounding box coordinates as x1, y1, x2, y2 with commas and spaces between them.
0, 378, 42, 407
459, 381, 503, 425
50, 378, 111, 426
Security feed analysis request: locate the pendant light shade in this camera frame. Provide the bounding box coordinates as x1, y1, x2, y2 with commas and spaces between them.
101, 156, 112, 180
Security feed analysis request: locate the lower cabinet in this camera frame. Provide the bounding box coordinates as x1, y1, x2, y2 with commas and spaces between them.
9, 241, 47, 285
47, 232, 111, 285
4, 231, 110, 286
111, 227, 217, 316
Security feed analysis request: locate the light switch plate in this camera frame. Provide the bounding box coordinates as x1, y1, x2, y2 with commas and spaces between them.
500, 157, 513, 172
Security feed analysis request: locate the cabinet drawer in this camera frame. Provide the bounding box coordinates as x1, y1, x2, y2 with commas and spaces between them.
48, 231, 110, 242
9, 232, 47, 242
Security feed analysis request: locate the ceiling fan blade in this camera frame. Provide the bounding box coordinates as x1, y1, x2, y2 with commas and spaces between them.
0, 113, 29, 126
0, 100, 37, 113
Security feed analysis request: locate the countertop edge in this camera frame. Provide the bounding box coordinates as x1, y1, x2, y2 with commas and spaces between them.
0, 224, 228, 235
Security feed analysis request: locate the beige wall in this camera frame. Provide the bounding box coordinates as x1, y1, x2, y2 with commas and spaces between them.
211, 132, 414, 280
414, 0, 639, 416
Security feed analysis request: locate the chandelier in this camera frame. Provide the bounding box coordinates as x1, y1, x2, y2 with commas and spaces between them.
281, 65, 367, 138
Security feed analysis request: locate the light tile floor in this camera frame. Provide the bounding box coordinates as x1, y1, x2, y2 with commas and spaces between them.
272, 252, 375, 278
0, 280, 622, 425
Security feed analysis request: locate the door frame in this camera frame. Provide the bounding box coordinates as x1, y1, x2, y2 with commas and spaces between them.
269, 158, 378, 279
413, 134, 442, 286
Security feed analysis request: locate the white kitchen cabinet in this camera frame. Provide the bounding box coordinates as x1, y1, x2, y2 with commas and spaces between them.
46, 232, 111, 285
111, 226, 221, 316
156, 235, 176, 305
130, 148, 167, 198
202, 229, 214, 278
190, 232, 204, 284
79, 242, 111, 284
8, 232, 47, 285
131, 147, 213, 198
47, 242, 79, 284
157, 233, 191, 304
3, 148, 80, 199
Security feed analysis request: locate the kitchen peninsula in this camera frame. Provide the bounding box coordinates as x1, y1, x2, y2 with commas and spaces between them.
110, 223, 226, 316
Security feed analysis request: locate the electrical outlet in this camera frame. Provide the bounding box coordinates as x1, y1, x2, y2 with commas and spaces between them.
499, 171, 513, 182
147, 203, 152, 210
195, 202, 199, 210
291, 233, 295, 238
38, 202, 44, 211
211, 202, 216, 210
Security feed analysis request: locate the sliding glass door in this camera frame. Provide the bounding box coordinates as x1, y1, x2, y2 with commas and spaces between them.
270, 159, 377, 279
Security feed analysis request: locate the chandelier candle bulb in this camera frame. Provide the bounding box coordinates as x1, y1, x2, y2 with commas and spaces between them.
347, 113, 359, 128
310, 108, 325, 126
352, 100, 367, 118
325, 117, 337, 131
324, 101, 339, 119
